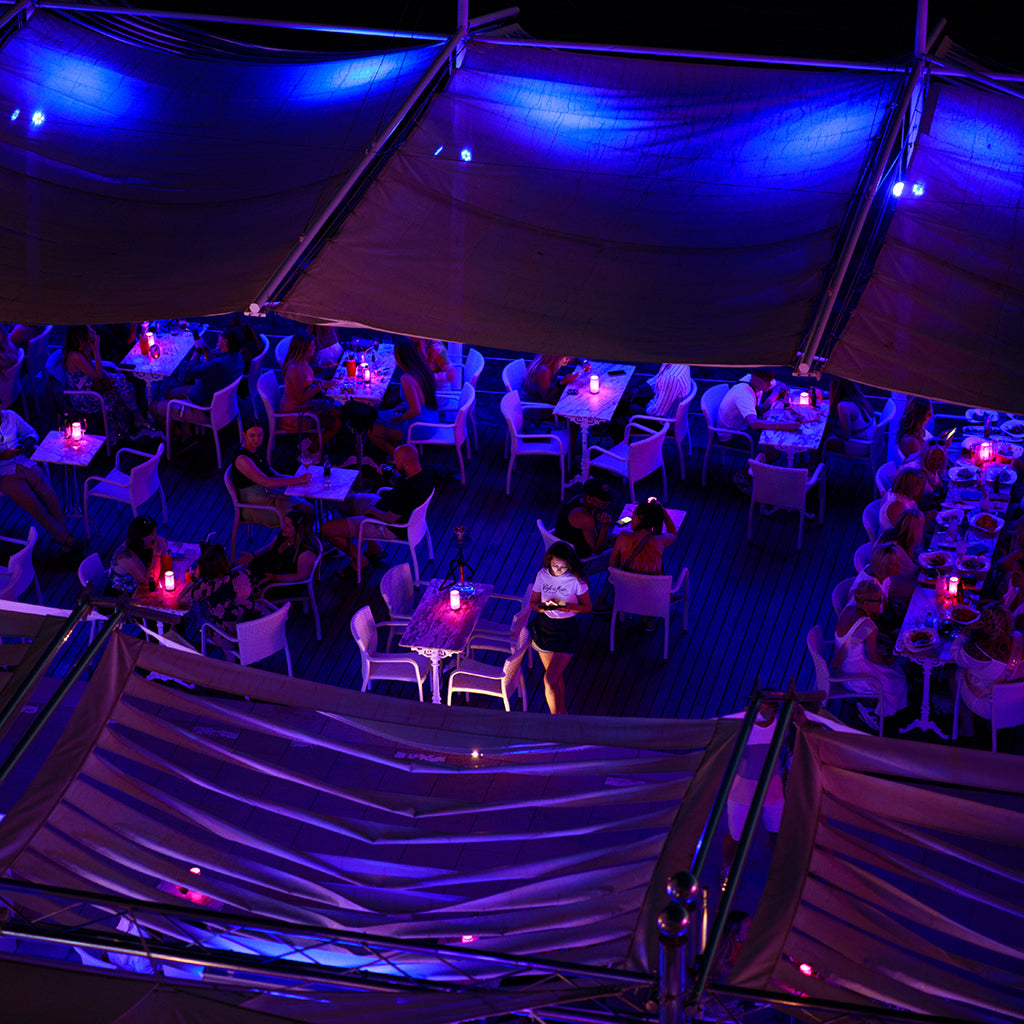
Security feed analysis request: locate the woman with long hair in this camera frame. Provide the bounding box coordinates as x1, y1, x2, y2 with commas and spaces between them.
183, 542, 260, 632
280, 331, 342, 455
63, 325, 155, 444
107, 514, 167, 594
880, 467, 925, 530
896, 396, 933, 459
825, 378, 875, 452
523, 353, 578, 403
369, 338, 439, 457
609, 499, 677, 576
241, 505, 320, 592
529, 541, 592, 714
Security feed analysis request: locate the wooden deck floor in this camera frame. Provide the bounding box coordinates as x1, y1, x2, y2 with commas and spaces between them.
3, 361, 875, 722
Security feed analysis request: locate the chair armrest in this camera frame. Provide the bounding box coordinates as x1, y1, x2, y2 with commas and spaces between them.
517, 430, 565, 453
113, 447, 152, 472
623, 417, 660, 441
167, 398, 208, 415
806, 463, 826, 488
83, 474, 128, 493
200, 620, 236, 646
671, 567, 689, 594
408, 420, 457, 441
586, 443, 625, 462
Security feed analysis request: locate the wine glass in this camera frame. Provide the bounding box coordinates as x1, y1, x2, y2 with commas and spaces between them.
372, 339, 380, 364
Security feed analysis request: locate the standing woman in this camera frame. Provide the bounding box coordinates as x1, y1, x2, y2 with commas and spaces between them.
369, 338, 439, 457
529, 541, 592, 715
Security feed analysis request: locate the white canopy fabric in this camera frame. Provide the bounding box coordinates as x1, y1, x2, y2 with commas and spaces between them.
0, 11, 443, 323
280, 40, 902, 367
826, 76, 1024, 411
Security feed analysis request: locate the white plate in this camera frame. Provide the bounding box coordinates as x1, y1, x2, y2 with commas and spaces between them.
918, 550, 952, 570
970, 511, 1004, 534
904, 628, 939, 649
948, 604, 981, 627
984, 464, 1017, 485
966, 408, 1000, 423
999, 418, 1024, 438
996, 441, 1023, 460
961, 435, 984, 452
935, 508, 964, 527
949, 465, 976, 483
957, 554, 990, 574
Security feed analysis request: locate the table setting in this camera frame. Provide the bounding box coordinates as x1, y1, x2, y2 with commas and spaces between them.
130, 541, 201, 619
119, 321, 203, 402
762, 389, 831, 466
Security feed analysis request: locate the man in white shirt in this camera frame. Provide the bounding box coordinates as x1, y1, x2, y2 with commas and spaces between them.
717, 369, 797, 440
0, 408, 74, 552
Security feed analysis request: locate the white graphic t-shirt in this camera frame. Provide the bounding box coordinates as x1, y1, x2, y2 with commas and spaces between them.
533, 568, 588, 619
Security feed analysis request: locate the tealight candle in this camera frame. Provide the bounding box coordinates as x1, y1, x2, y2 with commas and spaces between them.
145, 331, 156, 356
362, 364, 371, 382
589, 374, 599, 394
163, 569, 176, 592
947, 575, 959, 600
449, 589, 461, 611
71, 421, 83, 441
799, 391, 810, 406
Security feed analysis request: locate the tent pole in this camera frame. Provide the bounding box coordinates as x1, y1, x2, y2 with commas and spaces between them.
915, 0, 928, 56
8, 3, 449, 40
251, 31, 466, 313
0, 0, 36, 33
689, 698, 796, 1009
797, 57, 924, 375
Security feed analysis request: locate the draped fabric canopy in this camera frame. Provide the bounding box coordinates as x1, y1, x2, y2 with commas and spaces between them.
280, 41, 902, 367
0, 11, 443, 323
825, 76, 1024, 412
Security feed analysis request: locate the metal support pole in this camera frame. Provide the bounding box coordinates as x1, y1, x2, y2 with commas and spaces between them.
689, 698, 796, 1007
0, 0, 36, 33
797, 58, 924, 374
657, 903, 688, 1024
0, 608, 125, 787
688, 699, 761, 882
0, 597, 91, 738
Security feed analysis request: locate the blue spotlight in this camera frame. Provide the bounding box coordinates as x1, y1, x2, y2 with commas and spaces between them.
30, 109, 45, 127
459, 147, 472, 162
911, 182, 924, 196
10, 108, 19, 121
433, 145, 443, 157
891, 180, 905, 198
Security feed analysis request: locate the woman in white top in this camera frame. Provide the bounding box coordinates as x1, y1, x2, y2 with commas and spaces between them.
528, 541, 592, 715
896, 397, 933, 459
953, 604, 1023, 730
825, 378, 875, 453
832, 577, 908, 728
880, 467, 925, 531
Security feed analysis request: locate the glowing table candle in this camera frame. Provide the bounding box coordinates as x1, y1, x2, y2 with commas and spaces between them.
70, 421, 83, 441
163, 569, 176, 592
449, 589, 461, 611
589, 374, 599, 394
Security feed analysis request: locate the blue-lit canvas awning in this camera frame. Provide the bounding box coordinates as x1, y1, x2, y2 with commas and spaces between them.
279, 40, 902, 367
0, 11, 443, 323
825, 76, 1024, 410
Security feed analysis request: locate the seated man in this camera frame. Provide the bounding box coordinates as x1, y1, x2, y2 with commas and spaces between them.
151, 324, 245, 426
717, 369, 798, 442
554, 476, 613, 558
322, 444, 434, 578
0, 407, 75, 552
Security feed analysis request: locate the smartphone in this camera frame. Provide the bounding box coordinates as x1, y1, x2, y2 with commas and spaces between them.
617, 515, 633, 526
940, 428, 957, 444
608, 368, 627, 376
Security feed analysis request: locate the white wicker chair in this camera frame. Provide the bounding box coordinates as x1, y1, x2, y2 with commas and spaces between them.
607, 565, 688, 660
746, 456, 825, 552
700, 382, 755, 487
0, 527, 42, 603
500, 391, 568, 501
409, 383, 475, 486
632, 377, 697, 479
448, 626, 530, 711
806, 625, 883, 736
262, 543, 323, 641
587, 420, 668, 503
355, 490, 434, 585
953, 676, 1024, 752
222, 466, 285, 558
350, 605, 430, 700
77, 552, 108, 640
201, 601, 293, 673
166, 377, 243, 468
257, 370, 321, 467
83, 444, 168, 539
379, 562, 417, 650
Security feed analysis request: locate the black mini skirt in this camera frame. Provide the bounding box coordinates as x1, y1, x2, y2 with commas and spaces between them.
528, 613, 580, 654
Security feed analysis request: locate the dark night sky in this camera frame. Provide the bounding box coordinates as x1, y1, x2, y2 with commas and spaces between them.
137, 0, 1024, 71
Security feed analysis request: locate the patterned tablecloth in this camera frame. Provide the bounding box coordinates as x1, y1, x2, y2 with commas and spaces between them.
31, 430, 106, 468
326, 347, 397, 406
761, 399, 831, 465
553, 361, 635, 425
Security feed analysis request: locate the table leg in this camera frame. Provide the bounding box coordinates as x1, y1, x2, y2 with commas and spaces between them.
899, 660, 948, 739
63, 464, 87, 518
428, 649, 443, 704
566, 417, 598, 487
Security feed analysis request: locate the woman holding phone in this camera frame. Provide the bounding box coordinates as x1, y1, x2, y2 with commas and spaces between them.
529, 541, 592, 715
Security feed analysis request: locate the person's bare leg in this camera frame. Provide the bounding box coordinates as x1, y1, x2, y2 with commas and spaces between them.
537, 649, 571, 714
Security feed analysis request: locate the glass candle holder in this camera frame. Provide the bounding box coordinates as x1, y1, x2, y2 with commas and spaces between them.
589, 374, 599, 394
449, 589, 461, 611
163, 569, 176, 592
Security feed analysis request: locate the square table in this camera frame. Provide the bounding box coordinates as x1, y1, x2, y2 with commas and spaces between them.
119, 326, 198, 403
284, 464, 359, 522
553, 361, 635, 484
400, 579, 494, 703
761, 399, 831, 467
31, 430, 107, 516
325, 347, 398, 472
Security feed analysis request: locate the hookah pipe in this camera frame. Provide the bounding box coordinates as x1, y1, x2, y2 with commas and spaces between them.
442, 526, 475, 596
